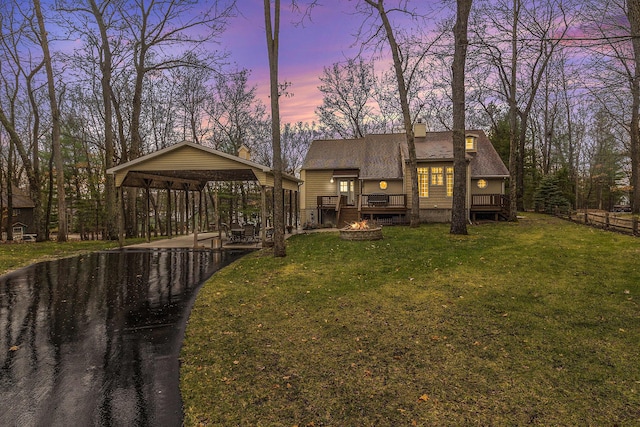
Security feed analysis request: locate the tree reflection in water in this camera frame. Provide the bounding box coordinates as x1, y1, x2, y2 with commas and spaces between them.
0, 248, 245, 426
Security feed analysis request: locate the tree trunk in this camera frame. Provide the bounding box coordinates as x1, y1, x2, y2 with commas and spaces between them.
34, 0, 67, 241
628, 0, 640, 214
264, 0, 286, 257
89, 0, 118, 240
450, 0, 472, 235
367, 0, 420, 227
508, 0, 520, 221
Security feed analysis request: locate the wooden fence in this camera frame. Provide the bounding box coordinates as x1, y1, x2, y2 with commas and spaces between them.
555, 209, 640, 236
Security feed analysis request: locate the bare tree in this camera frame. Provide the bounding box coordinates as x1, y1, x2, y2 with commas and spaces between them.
628, 0, 640, 212
33, 0, 67, 241
120, 0, 235, 159
473, 0, 572, 218
450, 0, 472, 235
359, 0, 420, 227
356, 0, 444, 227
207, 69, 266, 155
263, 0, 287, 256
316, 58, 378, 138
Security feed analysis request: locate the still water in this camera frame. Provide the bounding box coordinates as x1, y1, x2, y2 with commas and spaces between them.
0, 248, 245, 426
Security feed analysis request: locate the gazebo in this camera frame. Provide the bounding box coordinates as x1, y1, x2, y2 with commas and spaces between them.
107, 141, 302, 247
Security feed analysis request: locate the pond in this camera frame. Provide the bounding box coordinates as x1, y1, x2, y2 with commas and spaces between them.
0, 248, 246, 426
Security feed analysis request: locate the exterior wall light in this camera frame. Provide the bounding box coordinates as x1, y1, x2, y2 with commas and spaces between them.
379, 180, 388, 190
477, 179, 488, 189
330, 177, 334, 183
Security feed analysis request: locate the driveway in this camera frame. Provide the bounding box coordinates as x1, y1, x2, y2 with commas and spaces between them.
0, 248, 245, 426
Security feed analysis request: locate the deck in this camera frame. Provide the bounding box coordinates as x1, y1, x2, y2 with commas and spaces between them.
470, 194, 510, 221
317, 193, 510, 223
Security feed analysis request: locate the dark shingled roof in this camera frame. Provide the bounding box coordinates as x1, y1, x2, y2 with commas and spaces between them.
303, 129, 508, 179
1, 186, 35, 208
302, 134, 404, 179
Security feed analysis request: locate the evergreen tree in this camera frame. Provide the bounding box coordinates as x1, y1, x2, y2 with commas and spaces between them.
534, 174, 570, 214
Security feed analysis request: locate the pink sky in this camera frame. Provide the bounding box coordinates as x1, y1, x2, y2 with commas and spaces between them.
220, 2, 365, 124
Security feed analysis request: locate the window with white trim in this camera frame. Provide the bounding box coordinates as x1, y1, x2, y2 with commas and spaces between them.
446, 167, 454, 197
418, 167, 429, 197
431, 167, 444, 186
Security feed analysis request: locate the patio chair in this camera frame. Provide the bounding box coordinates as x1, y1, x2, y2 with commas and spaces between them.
243, 224, 256, 242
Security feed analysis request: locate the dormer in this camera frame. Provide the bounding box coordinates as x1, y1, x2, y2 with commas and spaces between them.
465, 134, 478, 152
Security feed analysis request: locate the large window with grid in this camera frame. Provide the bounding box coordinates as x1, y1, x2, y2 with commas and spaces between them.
446, 167, 454, 197
431, 167, 444, 186
418, 167, 429, 197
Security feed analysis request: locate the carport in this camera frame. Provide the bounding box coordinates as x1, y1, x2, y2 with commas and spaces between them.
106, 141, 302, 248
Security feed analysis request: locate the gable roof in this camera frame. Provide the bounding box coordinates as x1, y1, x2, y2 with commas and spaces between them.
107, 140, 302, 192
410, 130, 509, 178
1, 186, 35, 209
303, 130, 508, 179
302, 134, 404, 179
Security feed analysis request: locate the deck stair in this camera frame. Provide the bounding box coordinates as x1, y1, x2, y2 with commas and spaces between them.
338, 207, 359, 227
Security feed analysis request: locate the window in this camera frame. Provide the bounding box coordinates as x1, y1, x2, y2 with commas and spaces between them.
418, 167, 429, 197
339, 180, 349, 193
446, 167, 454, 197
465, 136, 476, 151
431, 167, 444, 186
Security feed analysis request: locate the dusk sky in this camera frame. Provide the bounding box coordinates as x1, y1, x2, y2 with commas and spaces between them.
219, 2, 377, 125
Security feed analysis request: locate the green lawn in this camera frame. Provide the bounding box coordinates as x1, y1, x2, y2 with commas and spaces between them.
181, 214, 640, 426
0, 239, 143, 276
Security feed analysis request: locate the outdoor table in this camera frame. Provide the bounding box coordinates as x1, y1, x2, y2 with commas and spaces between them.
231, 229, 244, 242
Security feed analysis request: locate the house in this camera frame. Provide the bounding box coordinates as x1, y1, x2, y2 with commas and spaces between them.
299, 123, 509, 226
1, 185, 36, 239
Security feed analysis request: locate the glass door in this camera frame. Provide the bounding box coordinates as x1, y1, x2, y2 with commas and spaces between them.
338, 178, 355, 205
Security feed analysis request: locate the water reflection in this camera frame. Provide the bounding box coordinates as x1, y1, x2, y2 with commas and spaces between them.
0, 248, 245, 426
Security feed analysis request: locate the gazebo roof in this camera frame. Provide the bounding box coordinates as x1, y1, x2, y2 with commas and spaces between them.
107, 141, 302, 191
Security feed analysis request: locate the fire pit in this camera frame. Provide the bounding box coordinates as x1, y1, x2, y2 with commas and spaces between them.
339, 219, 383, 241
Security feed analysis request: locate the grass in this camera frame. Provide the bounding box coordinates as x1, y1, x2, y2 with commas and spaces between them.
0, 238, 149, 276
180, 214, 640, 426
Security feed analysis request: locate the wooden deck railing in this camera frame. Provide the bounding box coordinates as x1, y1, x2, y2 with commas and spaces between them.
317, 194, 406, 209
471, 194, 507, 208
317, 195, 340, 208
360, 194, 406, 208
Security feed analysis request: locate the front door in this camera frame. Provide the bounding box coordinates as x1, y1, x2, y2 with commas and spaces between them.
338, 178, 355, 205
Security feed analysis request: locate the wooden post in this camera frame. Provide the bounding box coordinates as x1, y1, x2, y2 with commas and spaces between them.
145, 180, 151, 243
184, 184, 189, 235
166, 183, 172, 238
261, 185, 267, 244
193, 188, 200, 249
215, 187, 221, 240
118, 186, 125, 248
288, 189, 293, 231
605, 212, 610, 229
633, 216, 638, 235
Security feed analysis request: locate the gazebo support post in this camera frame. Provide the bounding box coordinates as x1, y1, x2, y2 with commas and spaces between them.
193, 189, 200, 248
184, 185, 189, 235
118, 186, 125, 248
261, 185, 267, 244
166, 183, 173, 238
144, 179, 152, 243
215, 188, 221, 240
